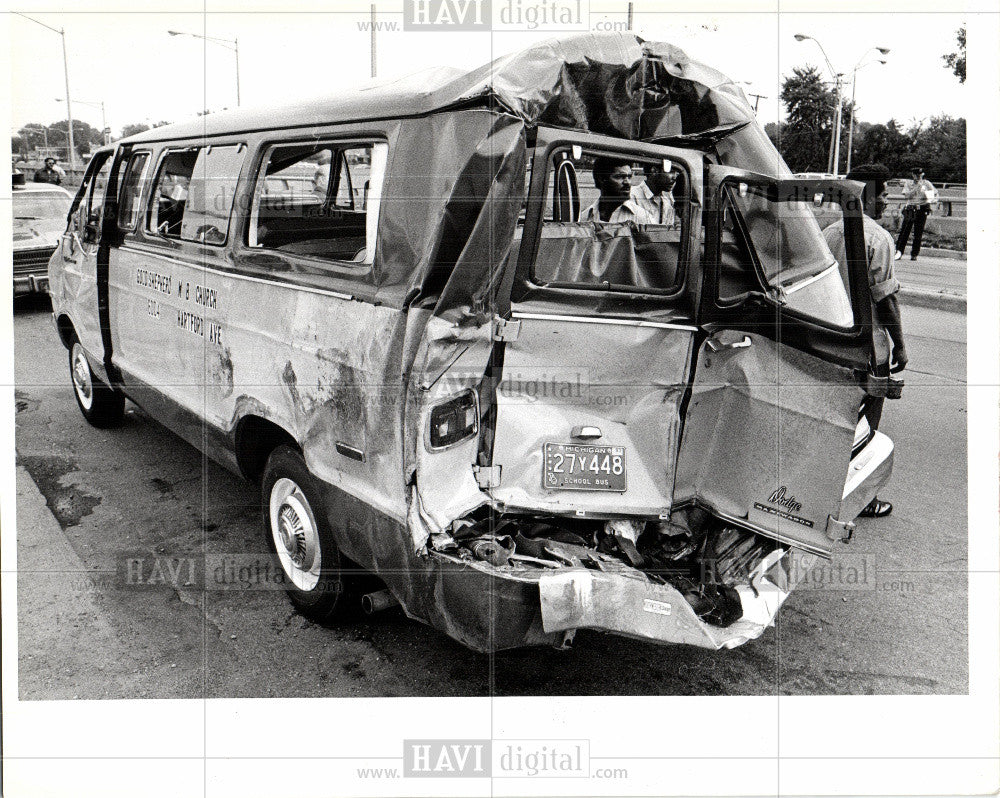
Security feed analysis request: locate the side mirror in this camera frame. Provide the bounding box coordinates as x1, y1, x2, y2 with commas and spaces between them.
83, 222, 100, 245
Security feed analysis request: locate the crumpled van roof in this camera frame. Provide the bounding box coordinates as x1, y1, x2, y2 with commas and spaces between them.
121, 32, 756, 145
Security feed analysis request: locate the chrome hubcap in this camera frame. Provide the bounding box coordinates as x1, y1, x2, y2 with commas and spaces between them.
71, 345, 94, 410
269, 477, 321, 591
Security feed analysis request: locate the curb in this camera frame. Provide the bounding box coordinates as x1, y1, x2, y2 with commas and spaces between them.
918, 248, 967, 261
898, 288, 966, 312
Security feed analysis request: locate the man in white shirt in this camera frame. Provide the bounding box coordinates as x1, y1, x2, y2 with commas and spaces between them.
895, 167, 937, 261
630, 164, 677, 226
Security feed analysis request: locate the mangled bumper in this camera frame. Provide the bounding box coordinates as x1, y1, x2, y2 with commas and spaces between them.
538, 553, 795, 650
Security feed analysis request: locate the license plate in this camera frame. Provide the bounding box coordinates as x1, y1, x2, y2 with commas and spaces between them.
543, 443, 627, 492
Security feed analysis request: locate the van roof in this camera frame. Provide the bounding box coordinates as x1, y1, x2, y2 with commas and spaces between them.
121, 32, 757, 145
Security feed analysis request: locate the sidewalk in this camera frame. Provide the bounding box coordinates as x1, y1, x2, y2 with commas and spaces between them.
894, 251, 966, 312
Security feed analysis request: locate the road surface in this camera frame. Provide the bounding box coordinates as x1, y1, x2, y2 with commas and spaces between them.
12, 294, 968, 697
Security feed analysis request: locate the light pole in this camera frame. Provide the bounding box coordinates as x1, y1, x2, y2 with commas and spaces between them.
57, 98, 108, 145
845, 47, 890, 174
794, 33, 845, 176
167, 30, 241, 106
15, 13, 77, 171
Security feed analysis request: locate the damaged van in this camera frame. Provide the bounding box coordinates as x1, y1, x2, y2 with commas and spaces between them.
49, 33, 900, 651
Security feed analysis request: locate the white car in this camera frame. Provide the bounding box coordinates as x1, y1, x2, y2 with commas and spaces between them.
12, 174, 74, 296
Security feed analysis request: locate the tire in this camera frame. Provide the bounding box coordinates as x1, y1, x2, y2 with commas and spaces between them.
261, 445, 346, 622
69, 341, 125, 428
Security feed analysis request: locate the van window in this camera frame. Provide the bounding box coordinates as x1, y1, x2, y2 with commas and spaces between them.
117, 152, 151, 230
249, 141, 387, 267
146, 148, 198, 239
719, 180, 854, 328
180, 144, 246, 245
531, 147, 687, 293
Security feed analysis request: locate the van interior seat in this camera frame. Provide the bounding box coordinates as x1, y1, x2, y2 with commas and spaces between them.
534, 222, 681, 290
257, 198, 367, 260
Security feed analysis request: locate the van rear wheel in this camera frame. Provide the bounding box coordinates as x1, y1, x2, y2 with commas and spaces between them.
262, 445, 344, 622
70, 342, 125, 428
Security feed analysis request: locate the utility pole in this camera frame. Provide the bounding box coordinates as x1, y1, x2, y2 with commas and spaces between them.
15, 14, 77, 171
748, 92, 767, 114
627, 2, 633, 30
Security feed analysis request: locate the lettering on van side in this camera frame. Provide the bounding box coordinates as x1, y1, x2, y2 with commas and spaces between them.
176, 310, 224, 346
136, 268, 172, 295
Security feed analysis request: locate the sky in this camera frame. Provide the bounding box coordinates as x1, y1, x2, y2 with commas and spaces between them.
6, 1, 968, 142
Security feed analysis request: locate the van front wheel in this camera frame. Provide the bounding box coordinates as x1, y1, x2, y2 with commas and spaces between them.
70, 342, 124, 428
262, 445, 343, 622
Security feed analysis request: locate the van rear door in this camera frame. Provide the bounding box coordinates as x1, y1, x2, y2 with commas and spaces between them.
674, 170, 879, 557
483, 134, 703, 519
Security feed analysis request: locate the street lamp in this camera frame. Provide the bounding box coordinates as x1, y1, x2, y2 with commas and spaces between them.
845, 50, 889, 174
167, 30, 241, 106
14, 13, 77, 171
794, 33, 844, 176
56, 98, 108, 145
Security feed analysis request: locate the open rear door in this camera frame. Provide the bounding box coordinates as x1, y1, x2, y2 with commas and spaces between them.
484, 131, 704, 521
675, 170, 880, 557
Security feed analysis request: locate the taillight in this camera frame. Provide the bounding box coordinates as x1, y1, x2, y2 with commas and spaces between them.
428, 391, 479, 449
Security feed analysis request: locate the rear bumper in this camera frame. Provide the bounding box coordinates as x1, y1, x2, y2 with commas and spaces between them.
538, 548, 804, 650
840, 430, 894, 522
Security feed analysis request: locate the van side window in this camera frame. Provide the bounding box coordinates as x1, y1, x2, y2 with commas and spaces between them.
146, 148, 198, 239
531, 147, 687, 293
181, 145, 246, 245
249, 141, 388, 267
117, 152, 151, 230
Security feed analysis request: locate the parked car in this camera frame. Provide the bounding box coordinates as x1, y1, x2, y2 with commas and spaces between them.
12, 173, 73, 295
48, 33, 899, 652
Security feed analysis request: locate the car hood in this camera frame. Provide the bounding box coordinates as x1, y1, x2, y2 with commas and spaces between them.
13, 219, 62, 251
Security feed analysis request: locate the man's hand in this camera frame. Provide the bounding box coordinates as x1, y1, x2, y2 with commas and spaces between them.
890, 345, 908, 373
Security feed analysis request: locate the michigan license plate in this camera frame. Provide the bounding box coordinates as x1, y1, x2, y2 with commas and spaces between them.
543, 443, 627, 491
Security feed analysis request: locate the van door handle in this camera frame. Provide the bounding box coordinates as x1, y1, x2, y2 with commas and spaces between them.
706, 335, 752, 353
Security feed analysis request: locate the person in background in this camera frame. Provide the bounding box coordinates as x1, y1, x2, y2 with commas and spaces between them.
895, 167, 937, 261
631, 163, 678, 226
33, 157, 62, 185
823, 163, 907, 518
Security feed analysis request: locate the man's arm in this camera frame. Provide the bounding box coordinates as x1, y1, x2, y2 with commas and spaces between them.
875, 293, 907, 372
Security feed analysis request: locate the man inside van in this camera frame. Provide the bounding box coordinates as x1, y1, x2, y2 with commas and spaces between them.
581, 157, 636, 222
822, 162, 907, 518
631, 163, 678, 226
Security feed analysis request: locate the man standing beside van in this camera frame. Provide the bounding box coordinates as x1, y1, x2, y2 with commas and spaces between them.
895, 167, 937, 261
823, 163, 907, 518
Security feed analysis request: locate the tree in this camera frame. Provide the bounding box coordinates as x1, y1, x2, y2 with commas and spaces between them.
942, 26, 966, 84
777, 65, 849, 173
851, 119, 913, 176
910, 116, 966, 182
47, 119, 105, 156
120, 123, 151, 138
119, 120, 171, 139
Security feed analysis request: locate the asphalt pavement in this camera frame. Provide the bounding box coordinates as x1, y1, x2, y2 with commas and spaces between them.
12, 295, 967, 697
